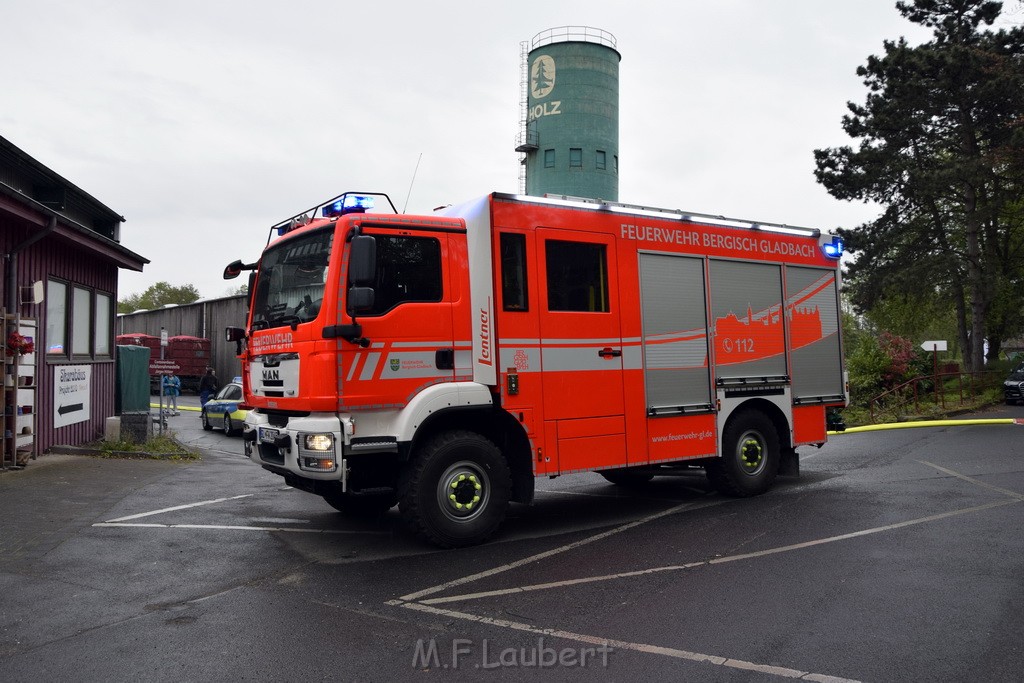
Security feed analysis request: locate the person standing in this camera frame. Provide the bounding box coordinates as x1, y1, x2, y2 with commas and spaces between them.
199, 367, 219, 405
163, 370, 181, 415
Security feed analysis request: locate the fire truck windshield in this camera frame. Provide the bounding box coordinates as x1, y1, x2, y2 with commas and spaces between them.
251, 227, 333, 330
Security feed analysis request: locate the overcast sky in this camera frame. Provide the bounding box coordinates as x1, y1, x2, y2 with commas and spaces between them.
3, 1, 1020, 302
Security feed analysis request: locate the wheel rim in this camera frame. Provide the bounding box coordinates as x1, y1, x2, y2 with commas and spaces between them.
736, 429, 767, 476
224, 414, 232, 433
436, 460, 490, 523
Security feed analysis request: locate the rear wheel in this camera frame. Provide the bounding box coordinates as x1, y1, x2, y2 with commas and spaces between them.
706, 410, 780, 497
322, 490, 398, 518
398, 430, 511, 548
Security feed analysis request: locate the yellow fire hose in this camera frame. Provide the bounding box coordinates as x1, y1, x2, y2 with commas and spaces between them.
830, 418, 1024, 436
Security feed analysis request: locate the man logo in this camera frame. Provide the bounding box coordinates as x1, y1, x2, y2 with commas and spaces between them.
390, 358, 400, 372
531, 55, 555, 99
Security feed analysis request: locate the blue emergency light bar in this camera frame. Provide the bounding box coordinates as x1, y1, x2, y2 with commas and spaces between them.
323, 195, 375, 217
821, 235, 844, 259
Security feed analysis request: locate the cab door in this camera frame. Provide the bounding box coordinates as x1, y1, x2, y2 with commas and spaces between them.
536, 228, 626, 472
338, 228, 457, 411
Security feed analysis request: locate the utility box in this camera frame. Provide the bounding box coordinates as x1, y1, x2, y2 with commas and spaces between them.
116, 344, 151, 413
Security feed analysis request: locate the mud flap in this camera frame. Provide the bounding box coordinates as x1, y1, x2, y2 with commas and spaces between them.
778, 447, 800, 477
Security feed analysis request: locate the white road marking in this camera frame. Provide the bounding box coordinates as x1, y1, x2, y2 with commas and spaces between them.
918, 460, 1024, 500
418, 498, 1018, 605
396, 601, 861, 682
391, 461, 1020, 682
92, 522, 386, 535
251, 517, 311, 524
398, 497, 724, 602
103, 495, 254, 522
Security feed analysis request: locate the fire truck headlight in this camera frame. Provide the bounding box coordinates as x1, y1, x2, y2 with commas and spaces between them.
298, 433, 337, 472
303, 434, 334, 451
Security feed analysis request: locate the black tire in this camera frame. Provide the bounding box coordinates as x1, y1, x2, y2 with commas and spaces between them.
599, 468, 654, 487
223, 413, 237, 436
322, 490, 398, 518
398, 430, 511, 548
201, 411, 212, 431
706, 410, 780, 497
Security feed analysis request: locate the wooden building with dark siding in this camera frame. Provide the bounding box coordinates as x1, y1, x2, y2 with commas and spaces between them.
0, 135, 148, 466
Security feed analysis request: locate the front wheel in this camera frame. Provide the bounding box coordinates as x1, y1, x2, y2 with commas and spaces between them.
706, 410, 780, 497
223, 413, 238, 436
398, 430, 511, 548
201, 411, 212, 431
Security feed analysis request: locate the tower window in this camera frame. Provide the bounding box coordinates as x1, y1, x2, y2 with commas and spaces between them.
596, 150, 606, 170
570, 148, 582, 168
544, 149, 555, 168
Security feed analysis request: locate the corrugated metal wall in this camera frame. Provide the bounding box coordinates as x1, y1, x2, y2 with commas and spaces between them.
117, 295, 248, 383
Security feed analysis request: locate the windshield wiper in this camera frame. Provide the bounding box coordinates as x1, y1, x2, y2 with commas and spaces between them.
268, 314, 302, 331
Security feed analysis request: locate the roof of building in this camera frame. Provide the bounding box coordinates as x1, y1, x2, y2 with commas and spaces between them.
0, 134, 148, 270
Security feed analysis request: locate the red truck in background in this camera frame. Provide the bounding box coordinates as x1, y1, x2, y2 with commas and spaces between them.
116, 333, 212, 394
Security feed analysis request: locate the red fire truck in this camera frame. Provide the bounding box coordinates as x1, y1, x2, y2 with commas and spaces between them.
225, 191, 847, 547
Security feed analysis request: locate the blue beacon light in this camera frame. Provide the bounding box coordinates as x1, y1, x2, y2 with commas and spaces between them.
323, 195, 375, 217
822, 236, 844, 259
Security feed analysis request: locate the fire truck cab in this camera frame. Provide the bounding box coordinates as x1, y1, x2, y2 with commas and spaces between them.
227, 191, 846, 547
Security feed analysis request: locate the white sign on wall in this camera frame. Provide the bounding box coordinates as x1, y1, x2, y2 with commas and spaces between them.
54, 365, 91, 429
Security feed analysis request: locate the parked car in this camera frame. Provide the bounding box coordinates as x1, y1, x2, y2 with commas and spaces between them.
201, 381, 247, 435
1005, 361, 1024, 405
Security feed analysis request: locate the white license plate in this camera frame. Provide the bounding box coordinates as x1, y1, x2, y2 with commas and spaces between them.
258, 427, 279, 443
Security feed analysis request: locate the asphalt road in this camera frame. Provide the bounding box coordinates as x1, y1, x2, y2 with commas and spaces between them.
1, 398, 1022, 682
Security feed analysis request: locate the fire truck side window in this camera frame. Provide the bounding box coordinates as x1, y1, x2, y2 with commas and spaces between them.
545, 240, 609, 313
365, 235, 443, 316
500, 233, 528, 311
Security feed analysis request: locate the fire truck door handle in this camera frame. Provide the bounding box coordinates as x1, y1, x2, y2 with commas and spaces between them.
598, 347, 622, 358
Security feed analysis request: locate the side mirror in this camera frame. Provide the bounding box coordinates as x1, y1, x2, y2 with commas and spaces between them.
346, 287, 375, 315
224, 260, 244, 280
226, 326, 247, 356
348, 235, 376, 286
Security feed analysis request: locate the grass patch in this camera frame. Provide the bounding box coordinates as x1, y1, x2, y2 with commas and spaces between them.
89, 433, 199, 461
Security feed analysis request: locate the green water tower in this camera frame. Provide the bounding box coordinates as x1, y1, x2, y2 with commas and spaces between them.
516, 27, 620, 201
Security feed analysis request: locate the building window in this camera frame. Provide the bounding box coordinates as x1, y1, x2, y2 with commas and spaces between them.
46, 280, 67, 355
72, 287, 91, 355
95, 293, 112, 356
544, 149, 555, 168
500, 233, 528, 312
614, 155, 619, 173
570, 148, 582, 168
545, 240, 609, 313
45, 279, 113, 360
596, 150, 606, 170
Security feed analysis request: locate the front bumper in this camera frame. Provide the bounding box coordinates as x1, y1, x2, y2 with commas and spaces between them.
244, 410, 349, 483
1005, 381, 1024, 403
